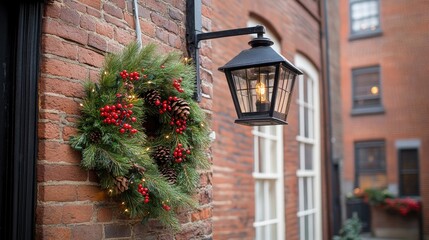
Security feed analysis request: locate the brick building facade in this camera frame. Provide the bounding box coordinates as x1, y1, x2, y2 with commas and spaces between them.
339, 0, 429, 238
209, 0, 337, 239
1, 0, 343, 239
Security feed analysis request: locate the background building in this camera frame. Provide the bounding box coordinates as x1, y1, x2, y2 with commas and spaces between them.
210, 0, 341, 239
339, 0, 429, 238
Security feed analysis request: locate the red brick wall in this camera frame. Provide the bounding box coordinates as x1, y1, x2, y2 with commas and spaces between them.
210, 0, 323, 239
339, 0, 429, 238
36, 0, 213, 239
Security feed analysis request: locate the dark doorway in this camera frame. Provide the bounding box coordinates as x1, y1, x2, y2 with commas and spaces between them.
0, 2, 43, 239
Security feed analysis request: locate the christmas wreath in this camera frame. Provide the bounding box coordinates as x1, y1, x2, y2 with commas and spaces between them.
70, 43, 210, 229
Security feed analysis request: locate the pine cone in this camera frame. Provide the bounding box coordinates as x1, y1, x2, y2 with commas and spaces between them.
160, 167, 177, 185
152, 146, 172, 166
114, 176, 129, 193
171, 98, 190, 120
143, 89, 161, 106
89, 131, 102, 143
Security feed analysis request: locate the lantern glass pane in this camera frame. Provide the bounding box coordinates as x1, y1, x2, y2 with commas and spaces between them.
274, 65, 296, 121
231, 66, 276, 114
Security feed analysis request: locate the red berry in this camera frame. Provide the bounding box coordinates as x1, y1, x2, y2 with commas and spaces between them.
100, 107, 105, 112
120, 128, 126, 134
186, 150, 191, 154
144, 199, 149, 203
131, 117, 137, 122
128, 104, 133, 108
160, 65, 165, 69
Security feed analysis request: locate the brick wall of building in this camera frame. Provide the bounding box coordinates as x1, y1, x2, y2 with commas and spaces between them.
210, 0, 324, 239
339, 0, 429, 238
36, 0, 213, 239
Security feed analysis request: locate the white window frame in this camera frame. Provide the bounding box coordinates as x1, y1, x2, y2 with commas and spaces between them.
295, 54, 322, 240
252, 126, 285, 240
248, 18, 285, 240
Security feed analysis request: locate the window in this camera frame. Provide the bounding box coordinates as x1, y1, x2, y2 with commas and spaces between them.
350, 0, 381, 38
355, 141, 386, 189
352, 66, 383, 115
295, 54, 322, 240
398, 149, 420, 196
249, 18, 285, 240
253, 126, 285, 240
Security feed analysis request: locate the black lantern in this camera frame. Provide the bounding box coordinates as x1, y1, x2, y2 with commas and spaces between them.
218, 35, 303, 126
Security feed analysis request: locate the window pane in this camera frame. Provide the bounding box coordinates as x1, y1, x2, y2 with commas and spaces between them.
305, 144, 313, 170
358, 172, 387, 190
399, 149, 420, 196
356, 141, 385, 171
400, 174, 419, 196
352, 66, 381, 109
355, 141, 387, 189
350, 0, 380, 34
399, 149, 418, 170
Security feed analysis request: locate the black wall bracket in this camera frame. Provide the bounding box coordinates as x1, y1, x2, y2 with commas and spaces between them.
186, 0, 265, 102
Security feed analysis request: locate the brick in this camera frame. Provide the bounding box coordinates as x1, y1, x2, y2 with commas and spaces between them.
191, 207, 212, 222
60, 6, 80, 26
40, 95, 81, 115
44, 3, 61, 18
38, 141, 81, 164
80, 0, 101, 10
96, 207, 113, 222
36, 205, 63, 225
38, 122, 60, 139
111, 0, 126, 9
88, 33, 107, 52
86, 7, 101, 18
169, 7, 184, 21
42, 57, 88, 80
103, 3, 124, 19
78, 47, 104, 67
38, 185, 77, 202
37, 164, 87, 182
80, 15, 96, 31
150, 12, 167, 27
104, 13, 128, 29
62, 126, 78, 141
39, 77, 84, 98
140, 20, 156, 37
104, 224, 131, 238
36, 226, 71, 240
124, 12, 135, 28
114, 28, 134, 45
146, 0, 167, 14
89, 69, 101, 82
96, 22, 114, 38
38, 112, 61, 122
168, 33, 181, 49
64, 0, 86, 13
77, 185, 106, 201
71, 224, 103, 240
42, 35, 78, 60
43, 19, 88, 45
155, 28, 168, 44
62, 204, 93, 223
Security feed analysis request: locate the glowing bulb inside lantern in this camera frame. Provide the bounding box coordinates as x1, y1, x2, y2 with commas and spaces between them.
255, 73, 270, 112
255, 82, 267, 102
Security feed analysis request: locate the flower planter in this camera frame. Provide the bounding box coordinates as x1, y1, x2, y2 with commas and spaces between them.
371, 206, 420, 239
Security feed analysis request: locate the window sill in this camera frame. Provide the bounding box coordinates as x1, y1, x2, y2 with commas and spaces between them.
351, 106, 385, 116
349, 30, 382, 41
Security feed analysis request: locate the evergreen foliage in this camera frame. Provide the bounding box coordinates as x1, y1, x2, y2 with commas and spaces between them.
70, 43, 210, 229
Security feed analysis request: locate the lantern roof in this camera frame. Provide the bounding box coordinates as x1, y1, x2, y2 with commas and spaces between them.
218, 37, 303, 75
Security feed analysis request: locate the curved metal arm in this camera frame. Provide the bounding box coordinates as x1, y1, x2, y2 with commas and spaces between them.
186, 0, 265, 101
